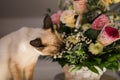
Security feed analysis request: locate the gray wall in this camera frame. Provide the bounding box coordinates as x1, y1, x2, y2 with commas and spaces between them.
0, 0, 60, 37
0, 0, 58, 18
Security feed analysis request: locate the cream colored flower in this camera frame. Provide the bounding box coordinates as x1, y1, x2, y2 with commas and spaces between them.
60, 10, 76, 28
67, 35, 80, 44
82, 23, 91, 31
88, 42, 104, 55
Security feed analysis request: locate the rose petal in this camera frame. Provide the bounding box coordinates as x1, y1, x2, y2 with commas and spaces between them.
105, 26, 119, 38
92, 14, 109, 30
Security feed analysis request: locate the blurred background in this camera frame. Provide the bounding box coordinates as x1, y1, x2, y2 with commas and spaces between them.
0, 0, 59, 37
0, 0, 59, 18
0, 0, 120, 80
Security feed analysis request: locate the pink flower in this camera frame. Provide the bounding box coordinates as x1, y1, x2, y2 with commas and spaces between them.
73, 0, 87, 14
92, 14, 109, 30
97, 26, 119, 46
51, 11, 62, 27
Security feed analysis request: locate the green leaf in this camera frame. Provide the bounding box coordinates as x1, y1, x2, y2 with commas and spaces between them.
69, 66, 82, 72
108, 54, 120, 62
84, 29, 100, 42
58, 24, 75, 34
87, 66, 99, 74
94, 58, 102, 64
53, 58, 67, 67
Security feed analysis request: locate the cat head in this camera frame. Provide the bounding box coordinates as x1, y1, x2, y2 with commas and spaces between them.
30, 15, 63, 55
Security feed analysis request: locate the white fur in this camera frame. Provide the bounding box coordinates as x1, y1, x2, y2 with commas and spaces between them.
0, 27, 47, 79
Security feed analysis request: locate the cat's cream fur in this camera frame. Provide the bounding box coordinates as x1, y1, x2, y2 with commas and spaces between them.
0, 15, 62, 80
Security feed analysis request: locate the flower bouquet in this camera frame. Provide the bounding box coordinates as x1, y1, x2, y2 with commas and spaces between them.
47, 0, 120, 80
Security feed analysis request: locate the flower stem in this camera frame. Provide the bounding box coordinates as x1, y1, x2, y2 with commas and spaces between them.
75, 15, 82, 28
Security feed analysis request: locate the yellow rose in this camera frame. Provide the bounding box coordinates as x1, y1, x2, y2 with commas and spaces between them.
60, 10, 76, 28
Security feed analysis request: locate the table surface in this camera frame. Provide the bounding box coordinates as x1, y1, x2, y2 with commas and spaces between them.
54, 72, 117, 80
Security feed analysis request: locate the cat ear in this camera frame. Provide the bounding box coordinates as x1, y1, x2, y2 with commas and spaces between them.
43, 14, 54, 32
30, 38, 45, 48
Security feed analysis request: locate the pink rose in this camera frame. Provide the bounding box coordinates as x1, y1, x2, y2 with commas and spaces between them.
51, 11, 62, 27
92, 14, 109, 30
73, 0, 87, 14
97, 26, 119, 46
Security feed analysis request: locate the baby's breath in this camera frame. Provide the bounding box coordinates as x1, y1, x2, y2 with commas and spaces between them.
54, 30, 92, 60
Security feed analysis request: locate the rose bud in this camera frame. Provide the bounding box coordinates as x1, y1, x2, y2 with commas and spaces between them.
51, 10, 62, 27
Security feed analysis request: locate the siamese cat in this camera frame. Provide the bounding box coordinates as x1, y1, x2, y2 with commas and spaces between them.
0, 15, 62, 80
